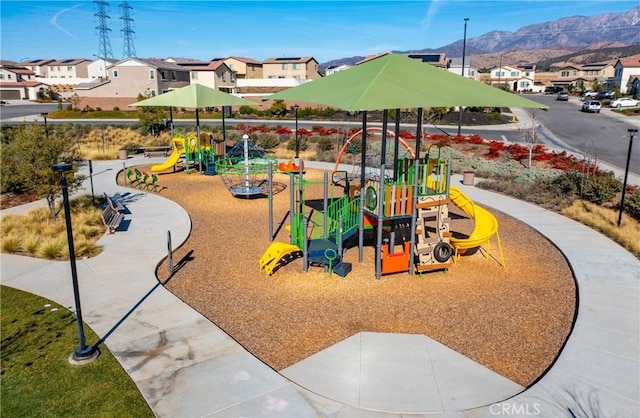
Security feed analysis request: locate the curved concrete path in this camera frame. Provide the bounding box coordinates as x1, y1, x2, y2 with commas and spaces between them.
1, 158, 638, 417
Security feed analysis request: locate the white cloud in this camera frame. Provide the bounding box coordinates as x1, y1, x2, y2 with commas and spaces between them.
51, 4, 84, 40
421, 0, 442, 31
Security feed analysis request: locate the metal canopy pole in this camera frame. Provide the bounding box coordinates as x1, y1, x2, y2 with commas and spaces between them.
358, 111, 367, 262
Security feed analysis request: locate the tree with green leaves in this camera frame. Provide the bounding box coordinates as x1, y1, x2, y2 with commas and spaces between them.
1, 123, 85, 219
136, 92, 167, 136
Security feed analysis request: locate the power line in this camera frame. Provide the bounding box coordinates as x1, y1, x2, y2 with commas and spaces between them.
120, 1, 137, 59
94, 0, 114, 60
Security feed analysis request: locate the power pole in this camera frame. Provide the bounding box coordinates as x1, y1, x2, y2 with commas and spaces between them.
120, 1, 137, 59
94, 1, 114, 60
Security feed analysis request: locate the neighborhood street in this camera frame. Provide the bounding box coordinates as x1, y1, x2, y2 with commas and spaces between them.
1, 98, 638, 178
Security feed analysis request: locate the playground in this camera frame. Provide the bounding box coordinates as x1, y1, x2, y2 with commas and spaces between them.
125, 163, 576, 388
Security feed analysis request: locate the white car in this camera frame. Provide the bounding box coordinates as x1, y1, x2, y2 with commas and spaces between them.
610, 97, 639, 109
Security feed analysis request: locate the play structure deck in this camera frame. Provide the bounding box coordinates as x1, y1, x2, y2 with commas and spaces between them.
259, 127, 504, 279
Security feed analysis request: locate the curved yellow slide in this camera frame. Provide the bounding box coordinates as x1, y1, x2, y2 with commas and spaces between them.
448, 185, 499, 253
151, 138, 185, 173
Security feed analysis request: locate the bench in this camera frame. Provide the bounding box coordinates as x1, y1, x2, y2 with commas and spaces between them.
142, 146, 172, 158
102, 193, 125, 234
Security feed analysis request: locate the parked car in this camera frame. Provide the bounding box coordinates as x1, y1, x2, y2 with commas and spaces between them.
581, 100, 601, 113
596, 91, 615, 100
545, 86, 564, 95
610, 97, 639, 109
556, 92, 569, 101
582, 90, 597, 99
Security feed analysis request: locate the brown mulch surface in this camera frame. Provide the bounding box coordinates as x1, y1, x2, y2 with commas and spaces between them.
124, 166, 575, 388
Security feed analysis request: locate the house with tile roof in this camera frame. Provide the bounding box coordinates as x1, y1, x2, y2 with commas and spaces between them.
613, 54, 640, 94
223, 57, 263, 79
19, 58, 56, 77
179, 60, 237, 93
0, 63, 48, 100
46, 58, 90, 79
262, 56, 321, 80
75, 57, 190, 110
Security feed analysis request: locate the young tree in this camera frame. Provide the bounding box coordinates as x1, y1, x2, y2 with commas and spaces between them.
1, 124, 85, 219
136, 92, 167, 136
519, 110, 540, 168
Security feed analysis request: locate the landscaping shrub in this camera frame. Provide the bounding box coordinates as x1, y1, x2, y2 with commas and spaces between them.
581, 171, 621, 204
287, 136, 308, 152
623, 189, 640, 221
317, 137, 334, 152
256, 134, 280, 150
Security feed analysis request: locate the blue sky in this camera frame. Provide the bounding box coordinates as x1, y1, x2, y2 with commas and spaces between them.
1, 1, 637, 64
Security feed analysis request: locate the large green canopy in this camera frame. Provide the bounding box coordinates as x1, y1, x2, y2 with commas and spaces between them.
267, 53, 547, 111
129, 83, 255, 108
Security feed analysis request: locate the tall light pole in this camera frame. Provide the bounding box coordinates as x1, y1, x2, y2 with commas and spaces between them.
52, 163, 99, 364
458, 17, 469, 136
294, 105, 300, 159
41, 112, 49, 139
498, 54, 503, 87
618, 128, 637, 226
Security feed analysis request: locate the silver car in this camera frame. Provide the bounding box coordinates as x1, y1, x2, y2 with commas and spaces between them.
581, 100, 601, 113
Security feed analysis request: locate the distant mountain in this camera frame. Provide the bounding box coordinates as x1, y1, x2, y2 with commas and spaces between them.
320, 7, 640, 70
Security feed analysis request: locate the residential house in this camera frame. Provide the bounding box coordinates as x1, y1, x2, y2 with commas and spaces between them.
46, 58, 90, 79
223, 57, 263, 79
20, 58, 55, 77
325, 64, 352, 76
0, 63, 48, 100
262, 57, 321, 80
448, 57, 479, 80
406, 53, 451, 69
88, 58, 115, 80
613, 54, 640, 94
181, 60, 237, 93
545, 62, 614, 91
75, 58, 190, 110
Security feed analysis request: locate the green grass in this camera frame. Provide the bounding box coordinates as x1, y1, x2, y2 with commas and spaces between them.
0, 285, 153, 417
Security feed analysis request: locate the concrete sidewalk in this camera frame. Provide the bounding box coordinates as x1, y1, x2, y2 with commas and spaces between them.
1, 159, 638, 417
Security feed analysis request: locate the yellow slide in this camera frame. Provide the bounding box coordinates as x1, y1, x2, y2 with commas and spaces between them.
448, 185, 504, 266
151, 138, 185, 173
259, 242, 301, 276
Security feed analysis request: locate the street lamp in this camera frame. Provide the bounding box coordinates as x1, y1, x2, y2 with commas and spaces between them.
41, 112, 48, 139
52, 163, 99, 364
618, 128, 637, 227
458, 17, 469, 136
498, 54, 504, 87
294, 105, 300, 159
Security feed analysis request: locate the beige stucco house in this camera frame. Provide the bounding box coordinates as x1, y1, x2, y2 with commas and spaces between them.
182, 60, 237, 93
75, 58, 190, 110
262, 57, 321, 80
0, 63, 47, 100
223, 57, 263, 79
613, 54, 640, 94
46, 58, 90, 79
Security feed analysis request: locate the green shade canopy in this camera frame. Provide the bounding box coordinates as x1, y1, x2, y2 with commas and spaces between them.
129, 83, 256, 108
267, 53, 548, 111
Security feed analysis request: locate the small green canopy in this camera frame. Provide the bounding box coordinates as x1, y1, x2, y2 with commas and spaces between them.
129, 83, 256, 108
267, 53, 547, 111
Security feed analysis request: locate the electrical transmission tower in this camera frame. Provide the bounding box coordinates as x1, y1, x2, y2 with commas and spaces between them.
94, 0, 114, 60
120, 1, 137, 59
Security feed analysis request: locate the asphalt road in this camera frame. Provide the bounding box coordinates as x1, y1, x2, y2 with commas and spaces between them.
1, 99, 637, 177
521, 94, 639, 174
0, 102, 59, 120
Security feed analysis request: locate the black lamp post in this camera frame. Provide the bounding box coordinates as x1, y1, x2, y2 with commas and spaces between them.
294, 105, 300, 159
458, 17, 469, 136
41, 112, 48, 139
52, 163, 99, 364
618, 128, 637, 227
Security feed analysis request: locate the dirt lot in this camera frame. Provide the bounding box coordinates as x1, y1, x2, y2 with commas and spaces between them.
123, 165, 577, 388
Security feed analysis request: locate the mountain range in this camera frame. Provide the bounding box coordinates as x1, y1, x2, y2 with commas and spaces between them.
320, 6, 640, 71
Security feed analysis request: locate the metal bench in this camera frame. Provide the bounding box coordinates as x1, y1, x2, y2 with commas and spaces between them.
102, 193, 125, 234
142, 146, 172, 157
